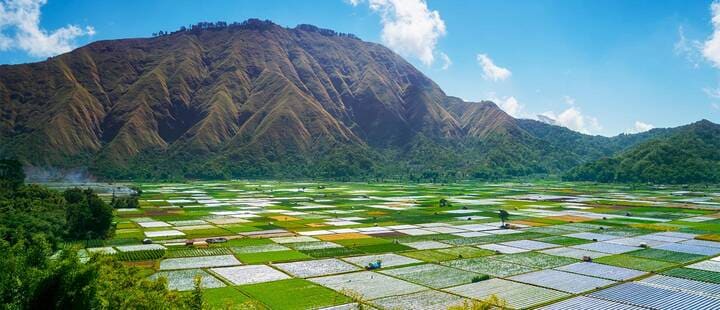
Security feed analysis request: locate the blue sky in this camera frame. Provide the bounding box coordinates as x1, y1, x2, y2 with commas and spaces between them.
1, 0, 719, 136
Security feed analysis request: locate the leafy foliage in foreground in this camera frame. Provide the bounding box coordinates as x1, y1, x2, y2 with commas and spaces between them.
0, 174, 203, 309
0, 238, 201, 309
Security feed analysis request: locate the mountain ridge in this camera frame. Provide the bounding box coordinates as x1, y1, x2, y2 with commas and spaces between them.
564, 119, 720, 183
0, 19, 703, 181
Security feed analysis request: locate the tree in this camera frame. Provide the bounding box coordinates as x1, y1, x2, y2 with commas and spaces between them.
447, 295, 506, 310
0, 159, 25, 189
498, 210, 509, 228
64, 188, 114, 240
1, 183, 199, 309
439, 198, 450, 208
188, 276, 204, 310
111, 196, 139, 209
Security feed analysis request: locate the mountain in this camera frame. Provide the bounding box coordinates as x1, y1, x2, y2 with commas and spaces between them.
0, 20, 696, 181
564, 120, 720, 184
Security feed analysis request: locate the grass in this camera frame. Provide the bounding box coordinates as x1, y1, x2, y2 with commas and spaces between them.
491, 252, 578, 269
238, 279, 350, 310
300, 247, 364, 258
443, 257, 537, 277
333, 237, 390, 247
381, 264, 486, 289
436, 246, 494, 259
661, 268, 720, 284
234, 250, 310, 264
594, 254, 676, 272
354, 243, 412, 254
535, 236, 593, 246
165, 247, 232, 258
224, 238, 273, 247
117, 249, 165, 261
626, 248, 705, 263
697, 234, 720, 242
202, 286, 254, 308
401, 250, 457, 262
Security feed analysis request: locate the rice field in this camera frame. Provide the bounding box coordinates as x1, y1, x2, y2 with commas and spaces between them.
72, 180, 720, 308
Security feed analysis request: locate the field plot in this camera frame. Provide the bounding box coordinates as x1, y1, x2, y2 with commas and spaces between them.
626, 248, 705, 263
342, 253, 420, 268
166, 247, 232, 258
594, 254, 675, 272
571, 242, 640, 254
149, 269, 225, 291
640, 275, 720, 296
688, 260, 720, 272
402, 241, 451, 250
662, 267, 720, 284
539, 296, 647, 310
443, 257, 537, 277
370, 290, 465, 310
310, 271, 426, 300
540, 247, 609, 259
590, 282, 720, 309
159, 255, 241, 270
654, 242, 720, 256
211, 265, 290, 285
556, 262, 645, 281
491, 252, 578, 269
239, 279, 350, 310
478, 243, 529, 254
446, 278, 569, 309
499, 240, 558, 250
272, 259, 360, 278
509, 269, 615, 293
380, 264, 484, 288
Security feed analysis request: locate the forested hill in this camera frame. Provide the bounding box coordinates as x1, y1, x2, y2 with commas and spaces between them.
564, 120, 720, 184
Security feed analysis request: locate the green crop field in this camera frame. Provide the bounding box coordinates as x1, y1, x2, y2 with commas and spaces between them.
68, 180, 720, 309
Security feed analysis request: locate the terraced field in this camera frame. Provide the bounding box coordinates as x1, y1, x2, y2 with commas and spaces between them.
77, 181, 720, 309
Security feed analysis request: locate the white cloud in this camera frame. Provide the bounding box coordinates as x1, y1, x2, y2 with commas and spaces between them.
563, 95, 576, 106
541, 106, 601, 135
497, 96, 522, 118
627, 121, 654, 134
704, 85, 720, 99
351, 0, 446, 66
439, 51, 451, 70
477, 53, 511, 81
675, 26, 701, 68
486, 92, 525, 118
0, 0, 94, 58
704, 1, 720, 68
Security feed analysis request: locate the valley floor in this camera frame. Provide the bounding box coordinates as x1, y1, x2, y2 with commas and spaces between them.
82, 180, 720, 309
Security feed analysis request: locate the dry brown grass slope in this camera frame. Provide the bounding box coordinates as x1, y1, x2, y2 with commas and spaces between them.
0, 19, 523, 170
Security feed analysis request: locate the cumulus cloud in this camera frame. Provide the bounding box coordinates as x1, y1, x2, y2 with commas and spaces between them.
541, 106, 601, 135
477, 53, 511, 81
351, 0, 446, 66
0, 0, 94, 58
439, 51, 451, 70
627, 121, 654, 134
703, 1, 720, 68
